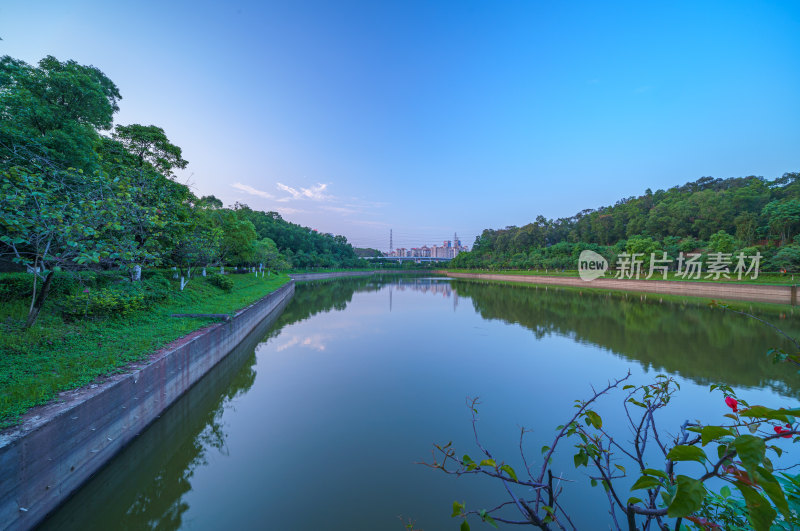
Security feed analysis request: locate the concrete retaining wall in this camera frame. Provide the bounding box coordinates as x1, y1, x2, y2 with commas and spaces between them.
0, 281, 295, 531
445, 272, 796, 305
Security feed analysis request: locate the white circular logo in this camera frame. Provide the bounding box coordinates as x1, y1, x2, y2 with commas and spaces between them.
578, 250, 608, 281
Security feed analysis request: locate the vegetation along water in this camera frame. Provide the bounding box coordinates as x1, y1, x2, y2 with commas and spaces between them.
37, 276, 800, 530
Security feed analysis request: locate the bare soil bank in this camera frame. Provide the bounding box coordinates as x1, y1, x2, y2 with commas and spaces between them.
443, 272, 797, 305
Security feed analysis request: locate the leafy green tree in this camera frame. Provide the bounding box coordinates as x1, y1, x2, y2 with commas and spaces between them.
0, 55, 120, 172
709, 230, 737, 253
0, 167, 148, 325
763, 199, 800, 245
771, 245, 800, 273
735, 212, 759, 246
112, 124, 187, 176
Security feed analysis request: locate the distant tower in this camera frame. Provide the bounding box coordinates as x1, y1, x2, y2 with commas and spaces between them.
390, 229, 393, 253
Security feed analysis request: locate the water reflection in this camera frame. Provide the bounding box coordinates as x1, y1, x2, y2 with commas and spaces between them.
452, 280, 800, 396
39, 296, 280, 531
41, 275, 800, 530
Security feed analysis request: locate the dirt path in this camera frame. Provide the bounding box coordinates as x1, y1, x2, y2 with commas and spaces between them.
443, 272, 797, 305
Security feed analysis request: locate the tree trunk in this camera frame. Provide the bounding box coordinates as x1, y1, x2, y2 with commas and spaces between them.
25, 270, 54, 328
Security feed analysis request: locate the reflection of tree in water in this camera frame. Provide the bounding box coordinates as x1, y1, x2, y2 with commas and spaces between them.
40, 346, 260, 531
452, 280, 800, 396
125, 354, 258, 530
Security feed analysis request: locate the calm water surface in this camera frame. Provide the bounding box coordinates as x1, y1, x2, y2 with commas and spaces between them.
42, 276, 800, 530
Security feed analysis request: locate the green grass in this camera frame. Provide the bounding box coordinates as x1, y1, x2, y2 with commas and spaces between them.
0, 272, 290, 428
444, 268, 800, 285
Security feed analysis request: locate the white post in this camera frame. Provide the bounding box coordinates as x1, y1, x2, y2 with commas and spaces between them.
132, 264, 142, 281
202, 267, 207, 277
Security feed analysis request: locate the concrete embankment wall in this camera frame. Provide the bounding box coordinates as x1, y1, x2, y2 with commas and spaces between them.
444, 272, 796, 305
0, 281, 296, 531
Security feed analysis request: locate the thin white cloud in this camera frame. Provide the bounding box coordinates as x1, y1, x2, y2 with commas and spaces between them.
232, 182, 274, 199
276, 182, 330, 202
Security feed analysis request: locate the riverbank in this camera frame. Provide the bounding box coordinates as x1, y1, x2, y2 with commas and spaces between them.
442, 271, 797, 305
0, 270, 417, 530
0, 273, 291, 428
0, 280, 296, 531
445, 268, 800, 284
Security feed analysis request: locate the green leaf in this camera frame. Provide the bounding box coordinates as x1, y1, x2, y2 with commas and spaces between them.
740, 406, 800, 423
627, 496, 643, 506
500, 464, 518, 481
585, 410, 602, 429
667, 475, 706, 517
753, 467, 790, 519
720, 485, 731, 498
452, 501, 465, 518
735, 481, 777, 531
479, 509, 498, 528
479, 459, 496, 468
700, 426, 734, 446
734, 435, 766, 476
667, 445, 707, 464
642, 468, 668, 479
460, 520, 470, 531
573, 450, 588, 468
630, 475, 662, 491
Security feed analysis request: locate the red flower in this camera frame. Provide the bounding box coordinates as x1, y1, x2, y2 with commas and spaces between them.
774, 426, 792, 439
725, 396, 738, 413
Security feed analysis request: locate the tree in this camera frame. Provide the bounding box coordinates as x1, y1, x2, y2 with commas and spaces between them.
112, 124, 188, 176
763, 200, 800, 245
709, 230, 736, 254
735, 212, 758, 246
0, 55, 120, 172
0, 167, 147, 326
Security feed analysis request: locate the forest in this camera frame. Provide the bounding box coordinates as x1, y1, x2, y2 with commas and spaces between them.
453, 173, 800, 272
0, 55, 363, 324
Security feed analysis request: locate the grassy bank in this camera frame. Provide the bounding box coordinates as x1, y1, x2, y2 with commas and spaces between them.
0, 272, 290, 429
444, 268, 800, 285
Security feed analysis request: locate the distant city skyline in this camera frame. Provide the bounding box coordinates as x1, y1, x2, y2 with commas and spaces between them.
389, 235, 468, 258
2, 1, 799, 249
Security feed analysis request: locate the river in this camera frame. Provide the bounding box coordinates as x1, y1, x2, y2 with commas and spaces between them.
41, 275, 800, 529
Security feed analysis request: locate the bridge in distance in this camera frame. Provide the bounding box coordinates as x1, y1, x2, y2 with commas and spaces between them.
362, 256, 452, 263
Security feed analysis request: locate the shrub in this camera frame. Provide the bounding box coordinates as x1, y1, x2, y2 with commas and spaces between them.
206, 273, 234, 292
61, 283, 146, 318
0, 273, 32, 302
141, 275, 171, 303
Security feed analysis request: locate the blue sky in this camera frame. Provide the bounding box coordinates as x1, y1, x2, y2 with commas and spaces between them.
2, 1, 799, 250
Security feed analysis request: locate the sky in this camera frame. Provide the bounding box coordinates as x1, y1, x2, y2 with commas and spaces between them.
2, 1, 799, 250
